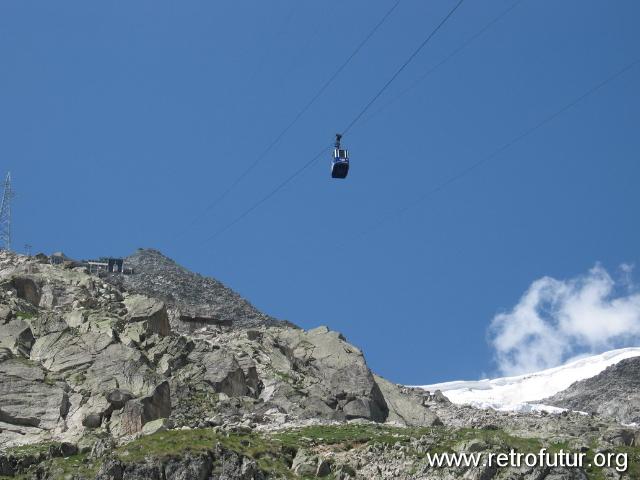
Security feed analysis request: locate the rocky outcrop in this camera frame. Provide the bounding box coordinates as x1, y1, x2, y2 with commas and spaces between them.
0, 357, 67, 433
197, 349, 252, 397
112, 249, 275, 330
92, 446, 263, 480
119, 381, 171, 435
30, 330, 113, 372
374, 374, 442, 427
123, 294, 170, 337
11, 276, 41, 306
0, 319, 34, 356
270, 326, 389, 422
84, 343, 162, 396
543, 356, 640, 424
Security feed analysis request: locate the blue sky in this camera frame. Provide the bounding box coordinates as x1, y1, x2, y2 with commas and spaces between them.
1, 1, 639, 384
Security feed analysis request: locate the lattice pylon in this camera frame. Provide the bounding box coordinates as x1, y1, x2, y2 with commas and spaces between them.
0, 172, 14, 251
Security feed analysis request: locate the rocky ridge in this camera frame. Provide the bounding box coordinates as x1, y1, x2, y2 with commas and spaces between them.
543, 356, 640, 425
109, 249, 277, 331
0, 249, 639, 479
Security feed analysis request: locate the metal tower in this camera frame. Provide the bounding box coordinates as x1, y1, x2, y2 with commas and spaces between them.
0, 172, 14, 251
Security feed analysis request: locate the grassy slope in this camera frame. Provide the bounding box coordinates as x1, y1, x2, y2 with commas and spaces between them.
1, 425, 638, 479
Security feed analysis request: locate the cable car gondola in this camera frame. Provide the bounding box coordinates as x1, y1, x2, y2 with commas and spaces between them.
331, 134, 349, 179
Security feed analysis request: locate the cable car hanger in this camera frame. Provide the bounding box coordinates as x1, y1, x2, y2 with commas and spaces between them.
331, 133, 350, 179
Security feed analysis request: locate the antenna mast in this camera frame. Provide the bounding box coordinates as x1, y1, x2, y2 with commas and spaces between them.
0, 172, 14, 251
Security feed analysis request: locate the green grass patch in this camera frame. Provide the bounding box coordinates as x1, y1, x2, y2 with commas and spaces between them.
4, 442, 59, 458
45, 453, 99, 479
274, 423, 435, 450
116, 428, 295, 478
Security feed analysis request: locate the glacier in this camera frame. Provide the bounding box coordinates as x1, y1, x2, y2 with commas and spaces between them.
416, 347, 640, 413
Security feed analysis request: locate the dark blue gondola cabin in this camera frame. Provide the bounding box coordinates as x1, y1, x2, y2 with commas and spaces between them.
331, 147, 349, 179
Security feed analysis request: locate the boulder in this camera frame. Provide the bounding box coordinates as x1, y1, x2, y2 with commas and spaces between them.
0, 305, 12, 323
95, 459, 124, 480
604, 428, 636, 447
291, 449, 318, 476
374, 374, 442, 427
0, 319, 34, 356
106, 389, 135, 409
200, 349, 249, 397
276, 326, 389, 422
64, 310, 86, 328
82, 413, 103, 429
79, 313, 121, 339
146, 335, 193, 376
124, 294, 170, 337
316, 458, 332, 477
63, 393, 111, 434
141, 417, 173, 435
121, 381, 171, 435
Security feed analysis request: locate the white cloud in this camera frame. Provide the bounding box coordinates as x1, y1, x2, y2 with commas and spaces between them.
489, 265, 640, 376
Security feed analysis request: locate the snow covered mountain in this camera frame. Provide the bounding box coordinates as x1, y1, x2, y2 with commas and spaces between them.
416, 347, 640, 413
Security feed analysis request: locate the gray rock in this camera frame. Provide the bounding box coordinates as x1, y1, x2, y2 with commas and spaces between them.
89, 437, 116, 459
343, 398, 380, 420
0, 319, 34, 356
291, 449, 318, 476
11, 276, 40, 306
64, 310, 86, 328
121, 461, 164, 479
543, 357, 640, 424
114, 249, 275, 330
275, 326, 389, 422
124, 294, 170, 336
164, 453, 212, 480
82, 413, 103, 429
121, 381, 171, 435
106, 389, 135, 409
316, 458, 332, 477
141, 417, 172, 435
85, 343, 162, 396
0, 305, 12, 323
95, 458, 123, 479
374, 374, 442, 427
30, 330, 112, 372
0, 359, 67, 429
199, 349, 250, 397
26, 311, 68, 336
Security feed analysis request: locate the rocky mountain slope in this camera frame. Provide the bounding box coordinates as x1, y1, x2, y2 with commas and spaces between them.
418, 348, 640, 414
543, 356, 640, 425
111, 249, 276, 330
1, 249, 639, 479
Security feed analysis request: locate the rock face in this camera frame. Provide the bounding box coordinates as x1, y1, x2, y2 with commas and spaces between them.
0, 358, 67, 430
267, 326, 389, 422
120, 381, 171, 435
543, 356, 640, 424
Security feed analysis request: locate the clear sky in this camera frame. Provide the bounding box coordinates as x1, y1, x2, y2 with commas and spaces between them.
2, 1, 639, 384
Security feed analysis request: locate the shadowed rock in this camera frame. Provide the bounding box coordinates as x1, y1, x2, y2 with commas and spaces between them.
120, 381, 171, 435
